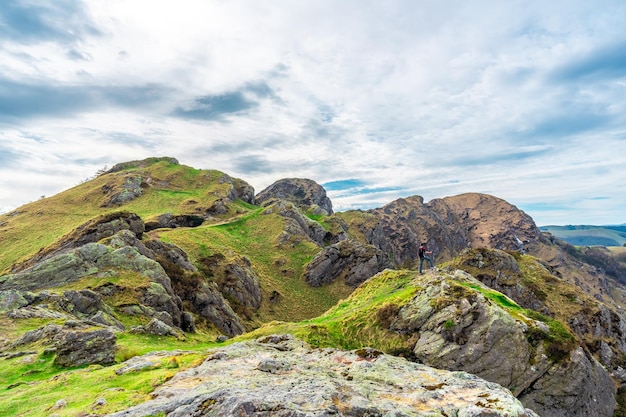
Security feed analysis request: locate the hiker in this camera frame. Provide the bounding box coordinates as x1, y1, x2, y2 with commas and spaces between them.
418, 242, 434, 273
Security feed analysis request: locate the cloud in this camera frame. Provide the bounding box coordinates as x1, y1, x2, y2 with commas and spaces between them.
0, 0, 100, 44
551, 40, 626, 82
171, 81, 275, 121
0, 77, 170, 123
1, 0, 626, 225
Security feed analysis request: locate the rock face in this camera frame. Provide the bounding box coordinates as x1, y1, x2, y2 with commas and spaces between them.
10, 211, 145, 273
386, 270, 615, 417
106, 334, 539, 417
349, 193, 541, 268
304, 239, 392, 287
256, 178, 334, 215
452, 248, 626, 380
0, 212, 250, 338
54, 328, 117, 367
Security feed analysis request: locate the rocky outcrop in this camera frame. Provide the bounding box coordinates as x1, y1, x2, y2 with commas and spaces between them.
452, 248, 548, 313
256, 178, 333, 215
385, 270, 615, 417
6, 322, 117, 368
101, 174, 147, 207
348, 193, 542, 268
106, 334, 539, 417
130, 318, 184, 339
452, 248, 626, 389
196, 253, 262, 318
188, 280, 246, 336
54, 328, 117, 367
262, 200, 328, 246
144, 213, 204, 231
304, 239, 392, 287
10, 211, 144, 273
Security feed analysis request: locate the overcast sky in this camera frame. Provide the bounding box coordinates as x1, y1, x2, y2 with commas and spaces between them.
1, 1, 625, 225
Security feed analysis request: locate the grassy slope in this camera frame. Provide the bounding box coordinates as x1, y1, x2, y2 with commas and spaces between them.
0, 254, 582, 416
157, 205, 355, 324
0, 160, 246, 273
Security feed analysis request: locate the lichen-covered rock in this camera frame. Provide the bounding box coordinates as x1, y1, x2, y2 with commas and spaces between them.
190, 281, 246, 336
304, 239, 392, 287
0, 289, 31, 311
54, 329, 116, 367
263, 200, 328, 246
9, 212, 145, 273
106, 334, 538, 417
387, 270, 615, 417
0, 230, 187, 331
520, 346, 615, 417
130, 318, 184, 339
256, 178, 333, 215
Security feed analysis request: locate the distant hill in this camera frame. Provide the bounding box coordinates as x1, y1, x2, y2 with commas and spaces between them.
539, 224, 626, 246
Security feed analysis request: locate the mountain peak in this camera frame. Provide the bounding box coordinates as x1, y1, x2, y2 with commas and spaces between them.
255, 178, 333, 215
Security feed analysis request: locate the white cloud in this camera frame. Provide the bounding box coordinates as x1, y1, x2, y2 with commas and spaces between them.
1, 0, 625, 225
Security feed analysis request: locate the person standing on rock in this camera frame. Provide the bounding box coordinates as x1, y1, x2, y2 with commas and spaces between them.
418, 242, 434, 273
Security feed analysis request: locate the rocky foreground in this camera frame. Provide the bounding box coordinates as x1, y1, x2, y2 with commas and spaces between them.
106, 334, 538, 417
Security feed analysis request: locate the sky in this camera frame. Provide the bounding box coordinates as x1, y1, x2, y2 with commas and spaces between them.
1, 1, 625, 226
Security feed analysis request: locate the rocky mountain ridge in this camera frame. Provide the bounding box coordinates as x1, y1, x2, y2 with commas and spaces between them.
1, 157, 625, 416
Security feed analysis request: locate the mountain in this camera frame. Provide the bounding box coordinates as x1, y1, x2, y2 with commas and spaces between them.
1, 157, 625, 416
540, 224, 626, 247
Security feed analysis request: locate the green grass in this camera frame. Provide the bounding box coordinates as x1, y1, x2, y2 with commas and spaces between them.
0, 160, 252, 273
0, 327, 219, 417
158, 206, 353, 324
244, 269, 417, 354
0, 348, 207, 417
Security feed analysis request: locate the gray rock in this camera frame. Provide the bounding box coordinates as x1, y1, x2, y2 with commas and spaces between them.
388, 270, 615, 417
191, 281, 246, 336
256, 178, 333, 215
221, 260, 262, 310
520, 347, 615, 417
264, 200, 328, 246
54, 329, 116, 367
90, 310, 126, 331
105, 335, 538, 417
130, 318, 184, 338
304, 239, 392, 287
0, 289, 31, 311
10, 324, 64, 348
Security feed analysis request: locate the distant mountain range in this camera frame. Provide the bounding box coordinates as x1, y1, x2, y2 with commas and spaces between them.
539, 224, 626, 246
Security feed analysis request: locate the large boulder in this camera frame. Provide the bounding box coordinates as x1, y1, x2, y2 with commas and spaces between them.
304, 239, 392, 287
0, 230, 186, 330
54, 328, 117, 367
106, 334, 539, 417
256, 178, 333, 215
261, 200, 328, 246
386, 270, 615, 417
189, 280, 246, 337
